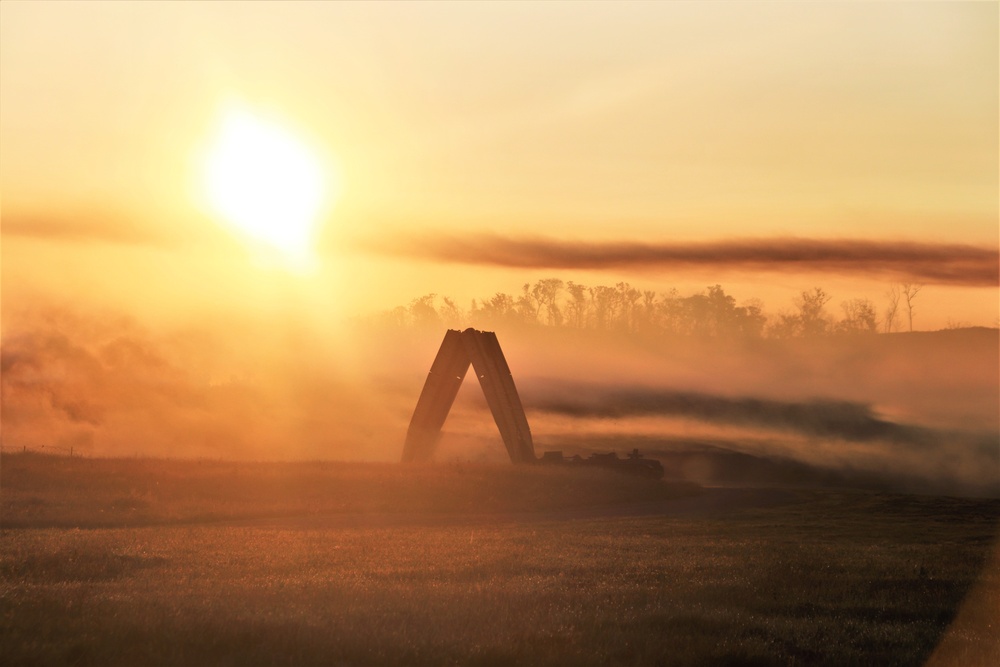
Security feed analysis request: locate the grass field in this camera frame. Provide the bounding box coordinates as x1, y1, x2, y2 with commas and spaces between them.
2, 453, 998, 666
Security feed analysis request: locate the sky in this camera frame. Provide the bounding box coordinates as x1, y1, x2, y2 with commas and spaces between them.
2, 1, 998, 331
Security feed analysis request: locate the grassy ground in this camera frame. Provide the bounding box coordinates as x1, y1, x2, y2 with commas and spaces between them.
0, 453, 699, 528
2, 453, 998, 666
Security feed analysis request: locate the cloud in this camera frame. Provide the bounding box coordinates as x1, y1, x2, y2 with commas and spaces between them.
0, 213, 233, 249
369, 234, 999, 286
1, 214, 173, 246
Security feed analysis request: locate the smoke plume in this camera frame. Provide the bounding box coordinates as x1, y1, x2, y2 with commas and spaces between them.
528, 383, 937, 445
0, 309, 401, 460
370, 234, 999, 286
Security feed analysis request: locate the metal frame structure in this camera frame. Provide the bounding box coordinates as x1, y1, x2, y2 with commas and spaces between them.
402, 328, 536, 463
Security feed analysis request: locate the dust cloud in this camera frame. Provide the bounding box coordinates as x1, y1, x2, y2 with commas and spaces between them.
502, 326, 998, 496
1, 306, 997, 497
0, 307, 400, 460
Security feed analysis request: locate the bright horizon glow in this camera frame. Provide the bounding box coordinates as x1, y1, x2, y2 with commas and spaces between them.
203, 106, 327, 266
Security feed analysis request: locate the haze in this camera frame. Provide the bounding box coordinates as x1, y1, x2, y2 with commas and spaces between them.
2, 2, 997, 495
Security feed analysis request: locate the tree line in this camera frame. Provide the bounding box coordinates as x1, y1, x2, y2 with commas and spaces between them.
371, 279, 925, 338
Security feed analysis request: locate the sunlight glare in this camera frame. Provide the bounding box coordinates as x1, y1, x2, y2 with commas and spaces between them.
203, 106, 328, 265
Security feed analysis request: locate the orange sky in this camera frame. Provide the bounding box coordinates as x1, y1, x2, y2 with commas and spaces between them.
2, 1, 998, 330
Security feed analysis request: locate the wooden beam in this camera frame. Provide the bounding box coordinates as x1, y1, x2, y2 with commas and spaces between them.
401, 328, 536, 464
401, 330, 471, 462
462, 330, 535, 463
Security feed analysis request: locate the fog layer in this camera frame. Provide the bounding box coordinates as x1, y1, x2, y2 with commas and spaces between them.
2, 308, 997, 496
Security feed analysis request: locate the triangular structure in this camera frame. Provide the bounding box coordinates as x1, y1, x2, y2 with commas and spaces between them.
402, 328, 536, 464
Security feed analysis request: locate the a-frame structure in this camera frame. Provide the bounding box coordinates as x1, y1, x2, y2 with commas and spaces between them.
402, 328, 536, 464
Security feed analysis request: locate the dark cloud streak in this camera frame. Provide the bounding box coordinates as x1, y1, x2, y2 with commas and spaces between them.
372, 234, 999, 286
528, 383, 943, 446
1, 214, 234, 249
2, 215, 170, 246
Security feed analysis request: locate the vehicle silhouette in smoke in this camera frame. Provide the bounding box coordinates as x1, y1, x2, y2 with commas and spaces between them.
539, 448, 665, 479
403, 328, 664, 478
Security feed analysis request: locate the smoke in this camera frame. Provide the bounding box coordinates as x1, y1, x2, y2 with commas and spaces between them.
0, 309, 404, 460
369, 234, 1000, 286
528, 383, 938, 445
539, 434, 999, 497
523, 380, 999, 496
516, 371, 999, 495
2, 305, 996, 496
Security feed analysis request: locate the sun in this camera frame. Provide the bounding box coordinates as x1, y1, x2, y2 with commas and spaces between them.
202, 106, 330, 264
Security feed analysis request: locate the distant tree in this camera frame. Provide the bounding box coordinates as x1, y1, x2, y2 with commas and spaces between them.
658, 288, 684, 335
737, 298, 768, 338
838, 298, 878, 334
408, 294, 441, 329
707, 285, 766, 338
883, 285, 901, 333
614, 282, 642, 332
666, 292, 701, 336
516, 283, 541, 324
705, 285, 737, 336
589, 285, 617, 330
902, 283, 923, 332
471, 292, 518, 328
765, 288, 832, 337
794, 287, 833, 337
531, 279, 564, 327
438, 296, 463, 328
376, 278, 928, 341
767, 310, 802, 339
564, 281, 589, 329
635, 290, 659, 335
